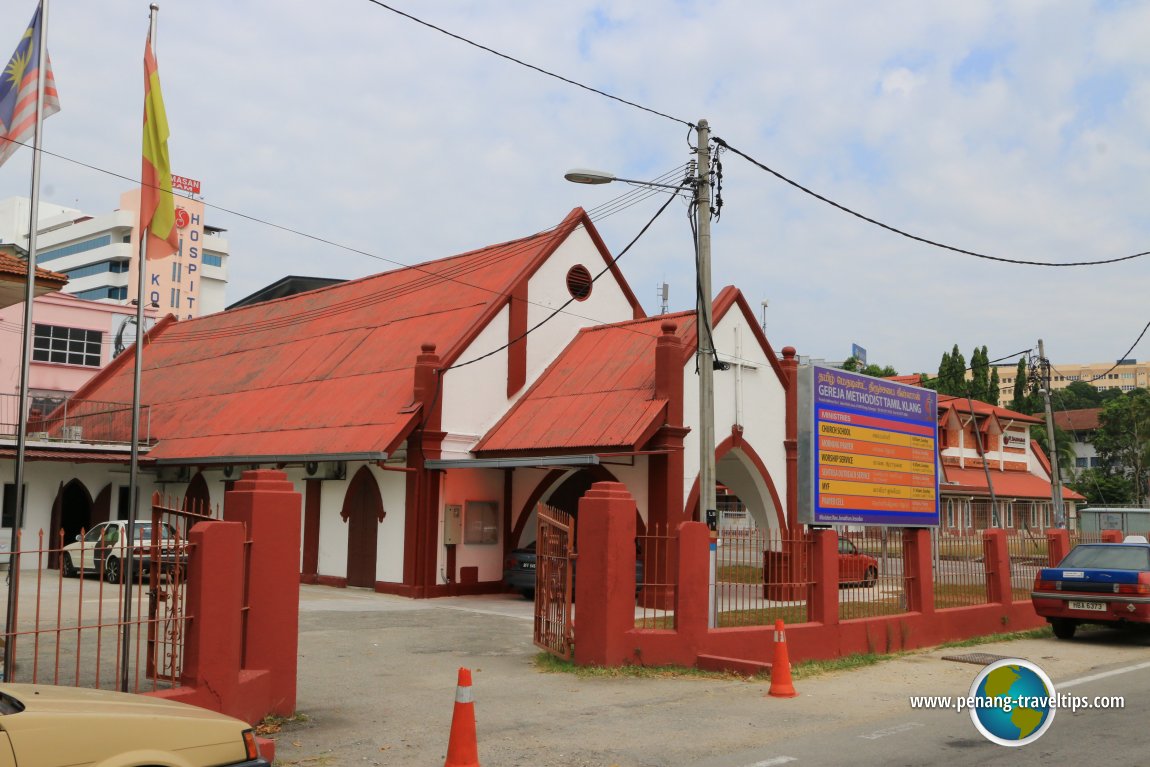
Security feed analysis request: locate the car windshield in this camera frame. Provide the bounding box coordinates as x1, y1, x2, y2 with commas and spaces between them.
1059, 545, 1150, 571
132, 523, 178, 541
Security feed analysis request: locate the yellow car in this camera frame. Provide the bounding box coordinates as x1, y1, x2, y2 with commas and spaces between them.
0, 684, 268, 766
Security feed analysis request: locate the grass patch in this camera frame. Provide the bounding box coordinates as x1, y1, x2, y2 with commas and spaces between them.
838, 598, 905, 620
717, 565, 763, 583
936, 626, 1053, 649
790, 652, 887, 679
934, 582, 989, 608
533, 652, 740, 680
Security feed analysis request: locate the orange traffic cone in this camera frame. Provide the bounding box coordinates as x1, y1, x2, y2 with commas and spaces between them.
445, 667, 480, 767
768, 619, 798, 698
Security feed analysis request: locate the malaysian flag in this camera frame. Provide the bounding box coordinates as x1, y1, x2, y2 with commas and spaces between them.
0, 2, 60, 168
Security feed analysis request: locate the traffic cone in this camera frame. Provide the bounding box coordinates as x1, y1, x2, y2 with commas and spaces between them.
445, 667, 480, 767
768, 619, 798, 698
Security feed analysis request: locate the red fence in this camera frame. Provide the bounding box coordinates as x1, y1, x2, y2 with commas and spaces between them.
571, 481, 1084, 670
0, 470, 301, 728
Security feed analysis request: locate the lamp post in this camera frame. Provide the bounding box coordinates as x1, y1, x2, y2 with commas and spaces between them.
566, 119, 718, 623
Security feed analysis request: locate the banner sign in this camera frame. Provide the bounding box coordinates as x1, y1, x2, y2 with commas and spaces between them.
799, 365, 940, 527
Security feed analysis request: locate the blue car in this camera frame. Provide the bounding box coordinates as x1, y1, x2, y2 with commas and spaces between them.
1031, 536, 1150, 639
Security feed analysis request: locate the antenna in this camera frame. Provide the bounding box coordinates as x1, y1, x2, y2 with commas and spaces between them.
760, 298, 769, 332
659, 282, 669, 314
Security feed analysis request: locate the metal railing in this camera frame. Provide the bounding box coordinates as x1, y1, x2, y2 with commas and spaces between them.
932, 531, 989, 608
1005, 531, 1048, 600
716, 528, 812, 627
838, 527, 908, 620
635, 525, 676, 629
0, 393, 150, 446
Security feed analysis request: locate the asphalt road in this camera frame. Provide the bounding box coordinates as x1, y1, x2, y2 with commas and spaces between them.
271, 586, 1148, 766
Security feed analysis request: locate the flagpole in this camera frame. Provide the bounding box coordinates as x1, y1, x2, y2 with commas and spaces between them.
120, 2, 161, 694
4, 0, 51, 684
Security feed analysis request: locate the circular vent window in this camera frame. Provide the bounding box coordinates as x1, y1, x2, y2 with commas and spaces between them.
566, 264, 592, 301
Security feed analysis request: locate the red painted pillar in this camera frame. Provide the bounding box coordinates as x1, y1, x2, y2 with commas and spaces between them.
300, 479, 321, 584
1101, 529, 1124, 543
1045, 528, 1070, 566
675, 522, 711, 640
179, 520, 244, 714
808, 529, 838, 625
780, 347, 799, 532
649, 321, 687, 532
983, 529, 1012, 604
226, 470, 302, 716
574, 482, 637, 667
902, 528, 934, 614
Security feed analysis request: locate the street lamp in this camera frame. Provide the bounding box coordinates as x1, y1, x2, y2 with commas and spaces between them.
565, 119, 719, 602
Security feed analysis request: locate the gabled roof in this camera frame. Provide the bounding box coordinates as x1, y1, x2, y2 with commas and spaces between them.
937, 395, 1042, 424
1053, 407, 1101, 433
67, 208, 632, 462
474, 312, 695, 455
0, 244, 68, 309
475, 286, 786, 456
942, 466, 1085, 501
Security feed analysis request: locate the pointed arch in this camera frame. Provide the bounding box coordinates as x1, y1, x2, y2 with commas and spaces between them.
342, 466, 385, 588
184, 472, 211, 516
47, 479, 94, 569
685, 434, 787, 532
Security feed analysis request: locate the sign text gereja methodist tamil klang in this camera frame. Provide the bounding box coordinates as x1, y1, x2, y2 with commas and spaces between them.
798, 366, 939, 526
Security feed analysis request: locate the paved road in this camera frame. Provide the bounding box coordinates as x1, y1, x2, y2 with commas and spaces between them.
272, 586, 1150, 766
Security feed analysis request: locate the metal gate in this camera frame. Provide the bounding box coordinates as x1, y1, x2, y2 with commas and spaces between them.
533, 504, 575, 660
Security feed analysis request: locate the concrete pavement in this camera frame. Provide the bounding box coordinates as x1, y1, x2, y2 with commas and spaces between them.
270, 586, 1149, 766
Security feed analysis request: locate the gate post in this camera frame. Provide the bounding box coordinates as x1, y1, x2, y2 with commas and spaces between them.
574, 482, 637, 667
983, 528, 1012, 604
225, 470, 302, 716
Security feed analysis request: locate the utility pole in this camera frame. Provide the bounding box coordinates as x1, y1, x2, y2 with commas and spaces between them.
696, 119, 716, 529
1038, 339, 1066, 528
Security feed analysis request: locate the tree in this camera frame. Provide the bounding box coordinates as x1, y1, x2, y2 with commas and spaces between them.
988, 367, 1001, 407
841, 356, 898, 378
1068, 468, 1134, 506
1054, 380, 1104, 411
1031, 424, 1076, 482
935, 344, 969, 397
1011, 359, 1028, 412
969, 346, 990, 402
1091, 389, 1150, 505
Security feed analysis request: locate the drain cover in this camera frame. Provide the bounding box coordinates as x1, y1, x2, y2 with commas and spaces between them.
941, 652, 1014, 666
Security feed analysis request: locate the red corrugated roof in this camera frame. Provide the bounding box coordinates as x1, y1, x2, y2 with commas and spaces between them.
476, 287, 787, 455
475, 312, 694, 454
1053, 407, 1101, 432
67, 208, 633, 461
942, 466, 1084, 500
937, 395, 1042, 424
0, 250, 68, 283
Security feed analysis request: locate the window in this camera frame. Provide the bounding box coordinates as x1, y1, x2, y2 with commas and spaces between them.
1075, 457, 1088, 468
945, 499, 955, 528
565, 264, 592, 301
73, 286, 126, 300
38, 235, 112, 263
117, 486, 131, 521
62, 260, 129, 279
33, 324, 102, 367
203, 253, 223, 267
463, 501, 498, 544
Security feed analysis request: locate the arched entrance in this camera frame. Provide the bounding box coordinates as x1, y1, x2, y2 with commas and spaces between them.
48, 479, 93, 568
686, 437, 786, 532
342, 466, 385, 588
510, 465, 643, 548
185, 472, 211, 516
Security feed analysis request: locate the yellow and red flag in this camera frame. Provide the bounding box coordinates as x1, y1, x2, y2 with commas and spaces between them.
140, 33, 176, 260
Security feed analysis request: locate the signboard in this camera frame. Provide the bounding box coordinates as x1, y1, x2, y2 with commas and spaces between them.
799, 365, 940, 527
851, 343, 867, 366
170, 174, 201, 195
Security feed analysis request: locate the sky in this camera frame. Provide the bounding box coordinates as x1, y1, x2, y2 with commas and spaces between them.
1, 0, 1148, 376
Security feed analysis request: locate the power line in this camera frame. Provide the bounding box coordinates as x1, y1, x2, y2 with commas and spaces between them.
1050, 319, 1150, 385
361, 0, 693, 129
713, 136, 1150, 268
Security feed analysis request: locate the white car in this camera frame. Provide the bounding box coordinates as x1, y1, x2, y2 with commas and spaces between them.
60, 521, 185, 584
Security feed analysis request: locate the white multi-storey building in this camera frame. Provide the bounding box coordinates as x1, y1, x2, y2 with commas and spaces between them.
0, 189, 229, 317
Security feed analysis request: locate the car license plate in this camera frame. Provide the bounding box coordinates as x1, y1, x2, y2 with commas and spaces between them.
1068, 600, 1106, 612
522, 562, 535, 570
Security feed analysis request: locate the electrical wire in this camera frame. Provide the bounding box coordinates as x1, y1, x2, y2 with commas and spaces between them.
1049, 318, 1150, 385
713, 136, 1150, 268
361, 0, 693, 129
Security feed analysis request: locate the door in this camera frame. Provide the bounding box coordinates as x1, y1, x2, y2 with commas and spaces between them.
343, 467, 383, 588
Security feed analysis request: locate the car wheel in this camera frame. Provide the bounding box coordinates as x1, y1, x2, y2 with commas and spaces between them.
61, 553, 78, 578
103, 556, 121, 585
863, 566, 877, 587
1051, 619, 1077, 640
522, 588, 535, 601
